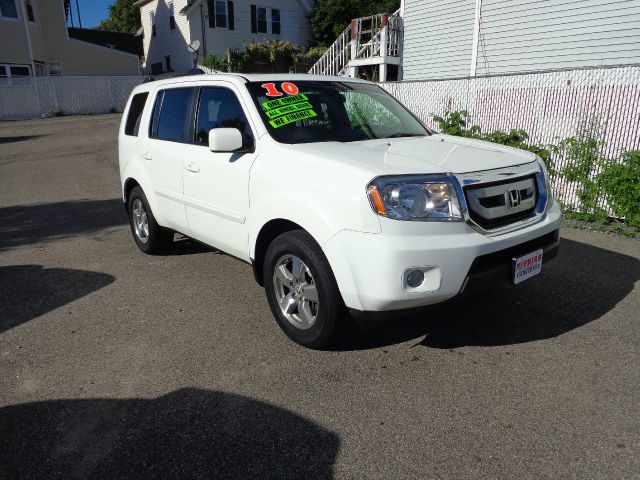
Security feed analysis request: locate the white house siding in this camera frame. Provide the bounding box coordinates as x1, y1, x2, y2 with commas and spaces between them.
140, 0, 193, 74
140, 0, 311, 74
475, 0, 640, 76
197, 0, 311, 57
401, 0, 476, 80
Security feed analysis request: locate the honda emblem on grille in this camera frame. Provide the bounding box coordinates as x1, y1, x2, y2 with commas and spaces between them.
505, 189, 521, 208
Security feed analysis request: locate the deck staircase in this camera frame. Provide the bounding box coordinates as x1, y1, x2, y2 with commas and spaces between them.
308, 11, 403, 81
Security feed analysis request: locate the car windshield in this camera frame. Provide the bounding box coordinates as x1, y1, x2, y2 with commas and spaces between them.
245, 80, 430, 144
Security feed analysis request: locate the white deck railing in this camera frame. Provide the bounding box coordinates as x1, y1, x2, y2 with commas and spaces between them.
308, 13, 403, 78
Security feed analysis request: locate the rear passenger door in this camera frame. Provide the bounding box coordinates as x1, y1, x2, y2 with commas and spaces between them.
181, 84, 258, 260
143, 85, 195, 234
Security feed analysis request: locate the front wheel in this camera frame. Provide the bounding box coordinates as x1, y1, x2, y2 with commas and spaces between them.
264, 230, 346, 349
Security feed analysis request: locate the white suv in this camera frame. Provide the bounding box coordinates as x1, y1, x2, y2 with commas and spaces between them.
119, 74, 561, 348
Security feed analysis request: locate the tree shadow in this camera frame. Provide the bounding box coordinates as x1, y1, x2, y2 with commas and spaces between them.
0, 388, 340, 480
336, 238, 640, 350
0, 199, 127, 252
0, 265, 115, 333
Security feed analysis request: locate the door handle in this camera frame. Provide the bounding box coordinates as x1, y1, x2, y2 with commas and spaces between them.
144, 152, 152, 161
185, 162, 200, 173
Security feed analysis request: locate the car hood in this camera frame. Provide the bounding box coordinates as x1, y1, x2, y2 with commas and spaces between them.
290, 134, 538, 175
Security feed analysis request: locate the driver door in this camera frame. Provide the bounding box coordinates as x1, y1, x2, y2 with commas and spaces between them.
181, 84, 258, 260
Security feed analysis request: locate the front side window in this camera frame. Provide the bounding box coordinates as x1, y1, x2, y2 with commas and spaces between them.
195, 87, 253, 147
150, 88, 193, 142
246, 81, 429, 144
0, 0, 18, 18
125, 92, 149, 136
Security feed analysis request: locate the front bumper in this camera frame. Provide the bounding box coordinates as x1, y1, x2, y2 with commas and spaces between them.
322, 201, 561, 314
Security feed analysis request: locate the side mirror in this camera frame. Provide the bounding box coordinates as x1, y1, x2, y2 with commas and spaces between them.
208, 128, 244, 152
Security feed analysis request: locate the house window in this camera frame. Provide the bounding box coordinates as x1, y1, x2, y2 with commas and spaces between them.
165, 55, 172, 72
10, 65, 30, 77
24, 0, 35, 22
271, 8, 280, 35
47, 62, 62, 75
251, 5, 267, 34
34, 61, 45, 76
168, 1, 175, 29
150, 11, 156, 36
257, 6, 267, 33
150, 62, 163, 75
215, 0, 226, 28
0, 0, 18, 18
207, 0, 233, 29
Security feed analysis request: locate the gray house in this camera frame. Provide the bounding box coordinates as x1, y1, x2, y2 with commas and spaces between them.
401, 0, 640, 80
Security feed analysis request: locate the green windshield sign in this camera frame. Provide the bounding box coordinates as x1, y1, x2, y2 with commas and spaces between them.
269, 109, 317, 128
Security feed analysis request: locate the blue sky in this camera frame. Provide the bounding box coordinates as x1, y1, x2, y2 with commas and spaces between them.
69, 0, 113, 28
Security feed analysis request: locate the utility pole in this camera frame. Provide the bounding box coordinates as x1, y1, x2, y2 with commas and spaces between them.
76, 0, 82, 28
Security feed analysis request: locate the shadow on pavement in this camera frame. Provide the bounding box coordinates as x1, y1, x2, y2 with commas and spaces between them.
0, 199, 127, 252
0, 265, 114, 333
337, 238, 640, 350
0, 388, 340, 480
0, 135, 45, 144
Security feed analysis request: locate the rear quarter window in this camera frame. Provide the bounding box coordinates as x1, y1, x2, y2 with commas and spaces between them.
124, 92, 149, 136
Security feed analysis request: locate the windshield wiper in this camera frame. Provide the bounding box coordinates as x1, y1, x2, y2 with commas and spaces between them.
385, 133, 426, 138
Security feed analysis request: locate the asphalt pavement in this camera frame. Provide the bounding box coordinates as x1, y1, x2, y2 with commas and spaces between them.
1, 114, 639, 479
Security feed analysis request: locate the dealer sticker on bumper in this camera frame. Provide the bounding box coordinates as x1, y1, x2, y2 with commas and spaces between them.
513, 249, 544, 284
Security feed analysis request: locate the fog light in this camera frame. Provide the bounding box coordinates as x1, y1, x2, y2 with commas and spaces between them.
406, 269, 425, 288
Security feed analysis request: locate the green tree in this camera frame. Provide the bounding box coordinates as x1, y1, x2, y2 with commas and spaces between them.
309, 0, 400, 47
97, 0, 141, 33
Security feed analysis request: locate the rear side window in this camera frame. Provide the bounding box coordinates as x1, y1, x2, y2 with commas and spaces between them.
125, 92, 148, 136
195, 87, 253, 146
150, 88, 193, 142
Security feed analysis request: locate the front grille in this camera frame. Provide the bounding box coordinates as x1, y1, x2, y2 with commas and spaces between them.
464, 174, 538, 230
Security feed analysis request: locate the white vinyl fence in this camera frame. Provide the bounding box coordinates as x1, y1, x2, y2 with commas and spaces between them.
381, 65, 640, 211
0, 76, 144, 121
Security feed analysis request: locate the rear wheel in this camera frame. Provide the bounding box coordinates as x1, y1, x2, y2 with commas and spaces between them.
127, 186, 173, 254
264, 230, 346, 349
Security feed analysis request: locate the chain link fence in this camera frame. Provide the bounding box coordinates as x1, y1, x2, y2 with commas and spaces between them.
0, 76, 144, 121
381, 65, 640, 212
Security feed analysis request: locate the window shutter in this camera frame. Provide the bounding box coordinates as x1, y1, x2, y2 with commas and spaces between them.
250, 5, 257, 33
207, 0, 215, 28
227, 1, 234, 30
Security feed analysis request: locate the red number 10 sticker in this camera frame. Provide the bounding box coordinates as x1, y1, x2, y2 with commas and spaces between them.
261, 82, 299, 97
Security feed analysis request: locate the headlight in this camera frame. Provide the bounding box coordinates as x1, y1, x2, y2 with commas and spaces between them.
537, 159, 553, 206
367, 175, 463, 221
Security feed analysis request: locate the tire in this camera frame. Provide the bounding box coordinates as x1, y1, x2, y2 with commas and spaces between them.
127, 186, 173, 254
264, 229, 346, 349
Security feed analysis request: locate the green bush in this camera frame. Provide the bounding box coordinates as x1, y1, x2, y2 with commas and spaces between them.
432, 110, 555, 168
558, 136, 607, 220
202, 40, 323, 73
598, 150, 640, 228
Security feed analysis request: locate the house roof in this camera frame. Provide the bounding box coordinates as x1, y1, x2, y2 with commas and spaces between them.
68, 28, 143, 56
